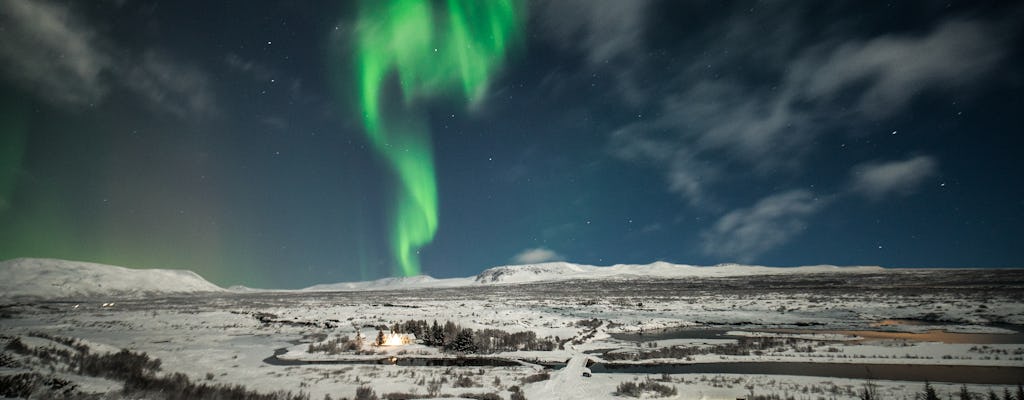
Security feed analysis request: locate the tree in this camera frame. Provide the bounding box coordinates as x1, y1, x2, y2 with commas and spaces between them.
375, 330, 385, 346
922, 381, 940, 400
443, 321, 459, 346
430, 320, 444, 346
959, 385, 972, 400
450, 328, 478, 353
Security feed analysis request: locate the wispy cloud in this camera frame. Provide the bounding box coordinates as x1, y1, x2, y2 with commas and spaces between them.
535, 0, 650, 66
701, 190, 828, 262
0, 1, 217, 118
0, 0, 111, 107
511, 247, 564, 264
534, 0, 652, 102
804, 20, 1006, 118
126, 51, 218, 118
611, 128, 719, 207
224, 53, 274, 82
610, 15, 1005, 207
849, 155, 938, 201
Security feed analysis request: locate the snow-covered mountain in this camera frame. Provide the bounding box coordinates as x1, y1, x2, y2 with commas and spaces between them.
473, 261, 885, 284
0, 257, 886, 297
0, 258, 225, 299
303, 262, 884, 290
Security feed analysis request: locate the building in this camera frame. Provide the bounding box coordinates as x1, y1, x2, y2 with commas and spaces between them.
378, 332, 416, 346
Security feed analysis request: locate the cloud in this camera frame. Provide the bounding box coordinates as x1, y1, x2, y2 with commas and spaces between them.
0, 1, 217, 118
511, 247, 564, 264
0, 0, 111, 106
534, 0, 652, 102
805, 20, 1006, 118
849, 155, 938, 200
699, 154, 937, 261
535, 0, 650, 65
701, 190, 827, 262
224, 53, 274, 82
610, 126, 719, 207
125, 51, 218, 118
609, 14, 1005, 207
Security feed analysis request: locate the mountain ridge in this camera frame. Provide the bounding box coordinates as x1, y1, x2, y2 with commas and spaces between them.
1, 257, 892, 298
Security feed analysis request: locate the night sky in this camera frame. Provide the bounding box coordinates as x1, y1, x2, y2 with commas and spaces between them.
1, 1, 1022, 289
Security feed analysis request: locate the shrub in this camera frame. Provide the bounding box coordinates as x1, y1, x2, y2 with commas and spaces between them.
355, 386, 378, 400
5, 337, 28, 353
0, 372, 75, 398
427, 379, 442, 397
615, 379, 677, 398
383, 393, 420, 400
453, 374, 478, 388
462, 393, 502, 400
521, 372, 550, 384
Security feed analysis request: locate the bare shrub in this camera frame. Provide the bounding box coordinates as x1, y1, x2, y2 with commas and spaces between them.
521, 372, 550, 384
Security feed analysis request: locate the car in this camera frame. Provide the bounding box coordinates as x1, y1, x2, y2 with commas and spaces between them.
581, 368, 592, 377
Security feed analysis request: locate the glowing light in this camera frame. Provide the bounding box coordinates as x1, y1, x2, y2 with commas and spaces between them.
354, 0, 522, 276
382, 333, 408, 346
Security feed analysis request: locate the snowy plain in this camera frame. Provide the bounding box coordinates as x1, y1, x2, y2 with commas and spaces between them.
1, 258, 1023, 399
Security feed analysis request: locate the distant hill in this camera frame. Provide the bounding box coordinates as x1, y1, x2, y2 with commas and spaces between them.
472, 261, 885, 284
0, 258, 225, 299
0, 257, 886, 298
302, 274, 472, 291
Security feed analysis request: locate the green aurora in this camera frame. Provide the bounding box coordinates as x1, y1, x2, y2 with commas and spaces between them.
354, 0, 522, 276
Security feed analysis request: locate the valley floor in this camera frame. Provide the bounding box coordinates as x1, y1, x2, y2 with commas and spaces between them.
2, 269, 1023, 399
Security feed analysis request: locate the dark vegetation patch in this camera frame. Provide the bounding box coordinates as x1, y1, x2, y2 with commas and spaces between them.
3, 333, 310, 399
615, 379, 678, 397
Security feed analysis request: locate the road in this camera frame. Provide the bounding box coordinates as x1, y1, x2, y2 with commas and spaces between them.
526, 352, 608, 400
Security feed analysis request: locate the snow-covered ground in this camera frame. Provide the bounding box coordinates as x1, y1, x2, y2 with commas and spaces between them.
1, 258, 1023, 399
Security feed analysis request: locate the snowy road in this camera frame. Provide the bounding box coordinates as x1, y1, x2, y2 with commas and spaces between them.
527, 353, 609, 400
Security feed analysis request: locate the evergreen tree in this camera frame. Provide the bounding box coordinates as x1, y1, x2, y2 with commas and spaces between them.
375, 329, 385, 346
923, 381, 940, 400
430, 320, 443, 346
959, 385, 972, 400
1016, 384, 1023, 400
450, 328, 478, 353
443, 321, 459, 346
1004, 388, 1012, 400
989, 389, 999, 400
